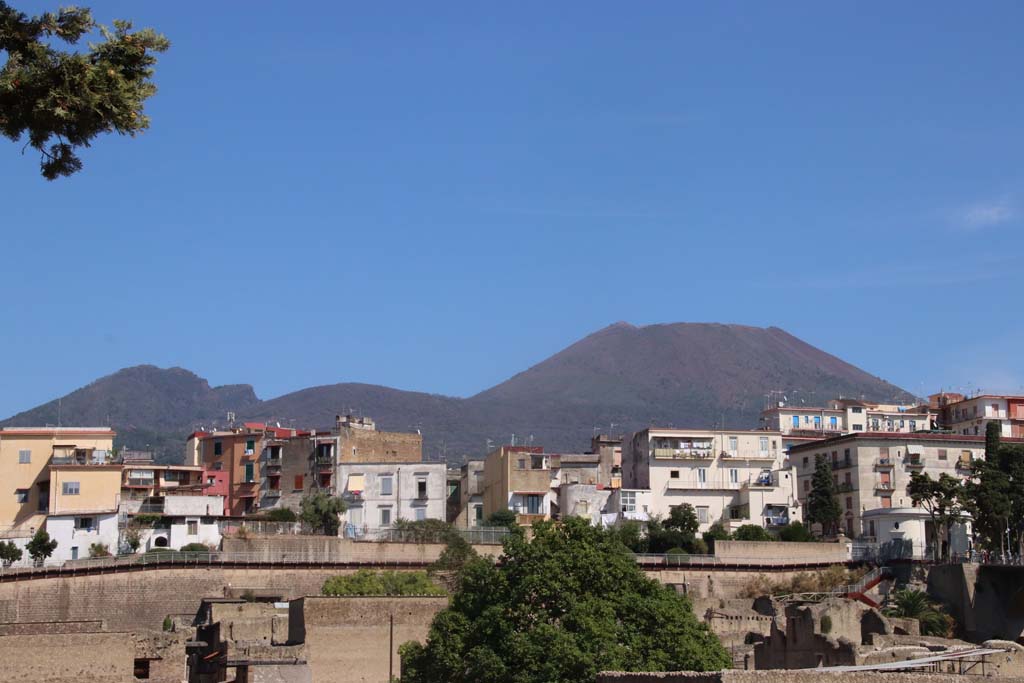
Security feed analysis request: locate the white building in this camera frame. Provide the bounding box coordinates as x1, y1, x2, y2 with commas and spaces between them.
762, 399, 934, 445
46, 512, 120, 562
339, 461, 447, 534
120, 494, 225, 552
602, 488, 653, 527
622, 429, 801, 533
940, 394, 1024, 438
861, 507, 971, 560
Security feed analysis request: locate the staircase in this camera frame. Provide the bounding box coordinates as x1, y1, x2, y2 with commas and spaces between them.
841, 566, 892, 608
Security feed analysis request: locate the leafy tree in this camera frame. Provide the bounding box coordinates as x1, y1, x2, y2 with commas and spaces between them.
430, 532, 479, 592
610, 520, 646, 553
391, 517, 453, 542
0, 540, 22, 565
124, 528, 141, 553
400, 517, 731, 683
0, 2, 169, 179
299, 492, 346, 536
666, 504, 699, 536
805, 454, 841, 536
322, 569, 445, 596
778, 521, 814, 543
702, 521, 731, 553
26, 528, 57, 563
884, 589, 954, 637
88, 542, 111, 557
484, 509, 518, 529
733, 524, 773, 542
908, 473, 968, 562
262, 507, 298, 522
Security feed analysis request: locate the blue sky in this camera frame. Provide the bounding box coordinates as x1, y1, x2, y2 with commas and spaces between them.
2, 1, 1023, 418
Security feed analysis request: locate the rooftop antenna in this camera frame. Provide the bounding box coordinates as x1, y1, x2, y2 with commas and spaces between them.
510, 433, 516, 447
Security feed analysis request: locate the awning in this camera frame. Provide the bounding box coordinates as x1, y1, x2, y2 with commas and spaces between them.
347, 474, 365, 493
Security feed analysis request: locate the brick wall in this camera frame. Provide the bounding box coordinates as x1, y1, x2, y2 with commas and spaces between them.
0, 631, 135, 682
297, 596, 448, 683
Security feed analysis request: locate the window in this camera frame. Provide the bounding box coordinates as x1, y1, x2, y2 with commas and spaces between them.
213, 441, 223, 456
844, 472, 851, 485
244, 462, 254, 483
293, 475, 304, 491
960, 450, 972, 466
269, 476, 280, 491
803, 479, 810, 492
15, 488, 28, 503
207, 476, 217, 486
474, 505, 483, 523
880, 447, 890, 457
380, 475, 393, 496
621, 490, 636, 513
846, 497, 852, 511
844, 448, 850, 458
417, 479, 427, 499
517, 458, 526, 470
829, 417, 838, 429
187, 520, 198, 535
729, 468, 738, 484
802, 456, 808, 467
62, 481, 80, 496
245, 439, 255, 455
852, 424, 863, 431
18, 449, 30, 464
792, 416, 800, 428
804, 416, 810, 424
696, 506, 709, 524
75, 517, 94, 530
697, 468, 707, 484
670, 470, 680, 479
881, 496, 892, 509
938, 449, 948, 461
814, 416, 821, 428
869, 520, 875, 537
728, 436, 738, 452
852, 407, 863, 414
379, 506, 392, 526
759, 436, 769, 453
71, 546, 78, 560
909, 420, 917, 431
525, 494, 542, 515
415, 507, 426, 521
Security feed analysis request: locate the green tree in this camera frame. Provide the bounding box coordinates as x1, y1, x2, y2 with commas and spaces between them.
884, 589, 954, 637
484, 509, 518, 529
610, 520, 646, 553
733, 524, 773, 542
0, 2, 170, 179
299, 492, 346, 536
400, 517, 731, 683
908, 473, 968, 562
666, 504, 699, 536
26, 528, 57, 563
701, 521, 731, 553
430, 532, 479, 591
322, 569, 445, 596
778, 521, 814, 543
985, 420, 1001, 460
805, 454, 841, 537
0, 540, 22, 565
392, 518, 453, 542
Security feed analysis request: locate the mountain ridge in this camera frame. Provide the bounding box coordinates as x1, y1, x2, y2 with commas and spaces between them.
1, 322, 915, 463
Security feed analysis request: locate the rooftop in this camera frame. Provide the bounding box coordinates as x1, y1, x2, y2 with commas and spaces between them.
788, 431, 1024, 452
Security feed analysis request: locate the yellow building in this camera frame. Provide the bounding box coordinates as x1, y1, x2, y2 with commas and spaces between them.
0, 428, 115, 536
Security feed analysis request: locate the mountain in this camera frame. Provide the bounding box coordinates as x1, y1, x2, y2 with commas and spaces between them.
1, 323, 915, 463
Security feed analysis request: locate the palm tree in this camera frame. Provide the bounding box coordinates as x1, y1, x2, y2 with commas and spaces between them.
884, 589, 953, 637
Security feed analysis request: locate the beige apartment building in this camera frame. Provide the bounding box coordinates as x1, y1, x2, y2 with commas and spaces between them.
937, 394, 1024, 438
622, 428, 800, 532
482, 446, 554, 525
0, 427, 116, 537
788, 432, 1013, 539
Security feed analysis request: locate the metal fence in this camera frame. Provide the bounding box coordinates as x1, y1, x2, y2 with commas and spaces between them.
345, 526, 511, 545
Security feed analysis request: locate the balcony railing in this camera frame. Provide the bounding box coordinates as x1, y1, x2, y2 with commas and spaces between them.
874, 458, 894, 468
653, 448, 713, 459
874, 481, 894, 492
831, 458, 854, 469
836, 482, 855, 493
905, 458, 925, 470
515, 513, 547, 526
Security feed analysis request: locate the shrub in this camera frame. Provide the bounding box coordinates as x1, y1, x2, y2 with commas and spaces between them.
179, 543, 210, 552
262, 507, 298, 522
665, 547, 687, 556
778, 521, 815, 543
391, 518, 452, 543
26, 529, 57, 563
322, 569, 445, 596
88, 542, 111, 558
885, 589, 955, 637
484, 509, 518, 529
702, 521, 731, 552
732, 524, 774, 542
125, 528, 141, 553
162, 616, 173, 631
300, 492, 346, 536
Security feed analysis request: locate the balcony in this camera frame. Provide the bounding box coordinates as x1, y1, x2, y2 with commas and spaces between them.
831, 458, 854, 470
836, 482, 855, 493
668, 479, 741, 491
874, 481, 894, 493
316, 459, 333, 473
723, 450, 777, 461
515, 513, 547, 526
905, 458, 925, 470
874, 458, 895, 469
653, 448, 712, 460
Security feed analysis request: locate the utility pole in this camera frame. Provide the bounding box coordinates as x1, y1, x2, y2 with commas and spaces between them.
388, 612, 394, 682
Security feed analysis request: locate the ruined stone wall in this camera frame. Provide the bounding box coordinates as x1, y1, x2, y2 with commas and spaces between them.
297, 596, 448, 683
222, 535, 503, 563
928, 563, 1024, 642
597, 672, 1024, 683
0, 631, 135, 683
